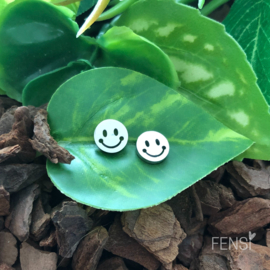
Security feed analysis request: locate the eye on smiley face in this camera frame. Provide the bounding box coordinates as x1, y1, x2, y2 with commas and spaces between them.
94, 119, 128, 153
136, 131, 170, 164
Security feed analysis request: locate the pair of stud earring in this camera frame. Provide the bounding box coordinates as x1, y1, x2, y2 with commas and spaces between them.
94, 119, 170, 164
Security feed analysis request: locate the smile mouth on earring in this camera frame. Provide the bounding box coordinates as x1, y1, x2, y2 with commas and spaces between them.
143, 146, 166, 157
99, 137, 124, 149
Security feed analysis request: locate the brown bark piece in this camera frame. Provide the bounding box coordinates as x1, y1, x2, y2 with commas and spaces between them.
104, 215, 160, 270
121, 203, 186, 269
195, 180, 236, 216
0, 186, 10, 216
0, 145, 21, 164
229, 241, 270, 270
0, 110, 15, 136
20, 242, 57, 270
0, 264, 15, 270
205, 165, 225, 182
39, 230, 57, 248
0, 164, 46, 193
0, 107, 35, 163
227, 161, 270, 199
29, 109, 74, 164
97, 257, 129, 270
167, 187, 205, 235
72, 226, 108, 270
5, 184, 40, 242
199, 237, 270, 270
177, 233, 203, 268
27, 105, 47, 120
173, 265, 188, 270
51, 201, 93, 258
197, 236, 230, 270
0, 231, 18, 266
30, 198, 50, 241
266, 229, 270, 248
208, 197, 270, 237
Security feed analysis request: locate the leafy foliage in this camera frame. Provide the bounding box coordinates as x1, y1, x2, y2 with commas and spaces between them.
47, 68, 252, 210
22, 60, 92, 107
0, 0, 96, 101
95, 26, 179, 89
114, 0, 270, 160
224, 0, 270, 104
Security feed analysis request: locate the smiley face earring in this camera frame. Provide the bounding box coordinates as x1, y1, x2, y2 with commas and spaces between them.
136, 131, 169, 164
94, 119, 128, 153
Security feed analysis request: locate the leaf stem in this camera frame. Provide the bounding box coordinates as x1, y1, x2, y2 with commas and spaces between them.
201, 0, 230, 16
97, 0, 137, 21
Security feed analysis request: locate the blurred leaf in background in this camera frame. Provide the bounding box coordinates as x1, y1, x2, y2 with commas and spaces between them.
114, 0, 270, 160
95, 26, 179, 89
224, 0, 270, 105
0, 0, 97, 101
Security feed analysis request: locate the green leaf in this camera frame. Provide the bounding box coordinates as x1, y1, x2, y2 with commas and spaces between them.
0, 0, 7, 12
47, 67, 252, 211
22, 60, 92, 107
95, 26, 179, 89
114, 0, 270, 160
223, 0, 270, 105
77, 0, 97, 16
0, 0, 97, 102
66, 2, 80, 13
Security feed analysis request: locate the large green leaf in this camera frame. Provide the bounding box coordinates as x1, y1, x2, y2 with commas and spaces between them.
47, 67, 252, 211
22, 60, 92, 107
0, 0, 97, 101
95, 26, 179, 89
114, 0, 270, 160
223, 0, 270, 105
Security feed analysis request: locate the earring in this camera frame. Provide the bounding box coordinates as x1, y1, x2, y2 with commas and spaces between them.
94, 119, 128, 153
136, 131, 169, 164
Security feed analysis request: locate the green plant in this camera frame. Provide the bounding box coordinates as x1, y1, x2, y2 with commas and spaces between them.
0, 0, 96, 101
47, 67, 252, 210
0, 0, 269, 210
224, 0, 270, 104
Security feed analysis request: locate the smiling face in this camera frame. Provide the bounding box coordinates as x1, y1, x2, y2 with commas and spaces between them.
136, 131, 170, 163
94, 119, 128, 153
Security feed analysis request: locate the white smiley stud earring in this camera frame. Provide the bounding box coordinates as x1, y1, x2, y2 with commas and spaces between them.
136, 131, 170, 164
94, 119, 128, 153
